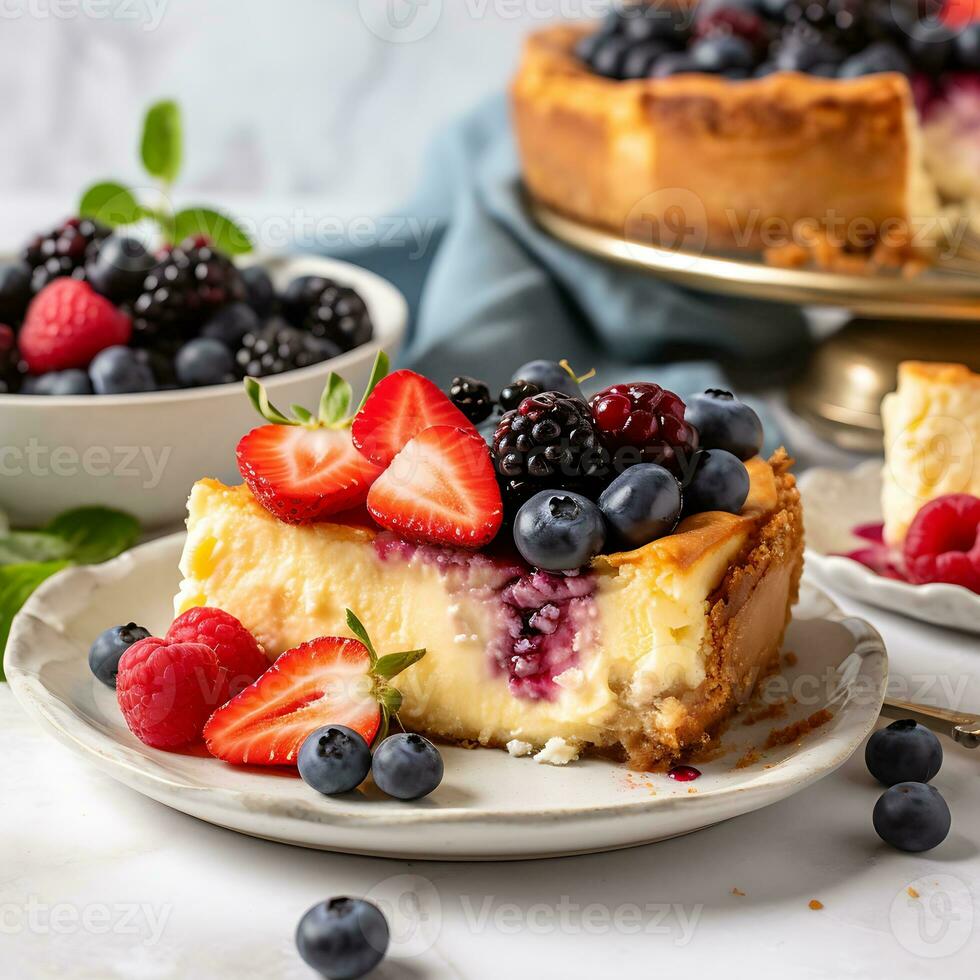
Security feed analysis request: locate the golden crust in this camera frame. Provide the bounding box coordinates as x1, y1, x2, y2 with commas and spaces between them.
897, 360, 980, 387
512, 24, 914, 250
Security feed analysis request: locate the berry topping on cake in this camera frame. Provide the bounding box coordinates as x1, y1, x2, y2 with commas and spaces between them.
449, 374, 494, 424
513, 490, 607, 570
682, 448, 751, 515
298, 725, 373, 796
371, 732, 444, 800
88, 622, 152, 688
166, 606, 269, 695
685, 388, 764, 461
236, 364, 387, 524
873, 782, 951, 852
493, 391, 604, 486
865, 718, 943, 787
588, 382, 699, 478
902, 494, 980, 592
695, 7, 770, 50
204, 610, 424, 765
598, 463, 683, 548
117, 637, 231, 748
367, 425, 504, 548
18, 279, 132, 374
352, 368, 478, 468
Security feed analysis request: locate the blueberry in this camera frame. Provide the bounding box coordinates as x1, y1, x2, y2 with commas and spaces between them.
650, 51, 702, 76
685, 389, 763, 461
690, 34, 757, 73
838, 41, 911, 77
598, 464, 682, 548
0, 261, 31, 323
865, 719, 943, 787
682, 449, 750, 515
620, 5, 691, 44
89, 623, 151, 687
174, 337, 235, 387
201, 302, 260, 348
240, 265, 276, 317
24, 369, 93, 395
512, 360, 584, 400
907, 22, 955, 75
296, 897, 389, 980
85, 236, 153, 303
955, 23, 980, 71
590, 35, 632, 78
775, 34, 845, 72
89, 346, 156, 394
622, 40, 673, 78
371, 733, 444, 801
298, 725, 372, 796
514, 490, 607, 571
873, 782, 951, 852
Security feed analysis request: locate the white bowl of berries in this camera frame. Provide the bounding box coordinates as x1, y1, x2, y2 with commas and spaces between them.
0, 224, 408, 530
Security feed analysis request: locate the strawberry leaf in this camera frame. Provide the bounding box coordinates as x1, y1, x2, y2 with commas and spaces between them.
354, 351, 391, 414
290, 404, 315, 425
374, 648, 425, 680
319, 373, 353, 427
244, 377, 297, 426
345, 608, 377, 663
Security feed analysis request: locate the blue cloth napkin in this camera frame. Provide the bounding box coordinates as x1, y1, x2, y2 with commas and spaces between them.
324, 94, 812, 450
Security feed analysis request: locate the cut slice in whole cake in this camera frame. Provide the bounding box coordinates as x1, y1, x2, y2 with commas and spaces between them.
175, 450, 803, 769
881, 361, 980, 546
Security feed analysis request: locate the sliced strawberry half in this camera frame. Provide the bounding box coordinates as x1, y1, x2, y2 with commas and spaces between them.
351, 369, 478, 468
237, 425, 381, 524
236, 356, 390, 524
204, 611, 424, 767
367, 424, 503, 548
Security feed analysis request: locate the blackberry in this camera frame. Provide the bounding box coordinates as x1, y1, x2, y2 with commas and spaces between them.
779, 0, 868, 51
235, 317, 340, 379
498, 379, 541, 413
449, 375, 494, 424
22, 217, 111, 294
492, 391, 605, 487
130, 240, 245, 353
0, 324, 25, 394
589, 382, 700, 480
281, 275, 373, 352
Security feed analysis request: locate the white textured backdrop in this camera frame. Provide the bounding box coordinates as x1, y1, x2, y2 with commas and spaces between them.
0, 0, 606, 248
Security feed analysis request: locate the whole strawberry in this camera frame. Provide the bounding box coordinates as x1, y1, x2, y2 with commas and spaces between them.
19, 278, 131, 373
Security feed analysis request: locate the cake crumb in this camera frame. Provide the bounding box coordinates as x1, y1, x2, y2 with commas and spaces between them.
687, 787, 698, 794
809, 900, 824, 911
765, 709, 833, 749
534, 737, 580, 766
741, 700, 788, 727
734, 748, 761, 769
783, 651, 798, 666
506, 739, 533, 758
732, 887, 746, 897
553, 667, 584, 690
907, 887, 919, 899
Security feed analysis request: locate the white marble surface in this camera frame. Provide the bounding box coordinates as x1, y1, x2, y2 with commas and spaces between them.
2, 581, 979, 979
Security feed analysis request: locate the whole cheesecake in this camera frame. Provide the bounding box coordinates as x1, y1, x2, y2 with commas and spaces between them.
175, 450, 803, 769
512, 3, 980, 258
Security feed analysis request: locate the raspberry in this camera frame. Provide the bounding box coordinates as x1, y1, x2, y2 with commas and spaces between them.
588, 382, 699, 480
116, 638, 232, 748
18, 279, 131, 373
166, 607, 268, 696
903, 494, 980, 594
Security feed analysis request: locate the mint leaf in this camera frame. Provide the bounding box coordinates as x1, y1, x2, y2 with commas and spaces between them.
44, 507, 139, 565
0, 561, 71, 680
141, 99, 182, 185
0, 533, 71, 566
173, 207, 252, 255
79, 181, 142, 227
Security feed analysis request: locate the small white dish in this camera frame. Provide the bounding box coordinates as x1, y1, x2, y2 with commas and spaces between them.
5, 534, 887, 861
0, 254, 408, 529
800, 460, 980, 634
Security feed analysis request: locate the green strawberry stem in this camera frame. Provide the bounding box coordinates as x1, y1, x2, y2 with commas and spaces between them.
244, 350, 390, 431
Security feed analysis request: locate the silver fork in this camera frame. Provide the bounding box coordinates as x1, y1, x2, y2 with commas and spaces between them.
882, 699, 980, 749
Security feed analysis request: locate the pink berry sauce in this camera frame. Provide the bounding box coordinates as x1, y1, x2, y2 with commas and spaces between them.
839, 523, 909, 582
667, 765, 701, 782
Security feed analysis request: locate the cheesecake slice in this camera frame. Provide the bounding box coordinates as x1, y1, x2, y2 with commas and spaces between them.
175, 450, 803, 769
881, 361, 980, 546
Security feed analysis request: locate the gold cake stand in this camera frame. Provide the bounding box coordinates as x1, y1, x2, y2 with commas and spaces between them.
530, 199, 980, 452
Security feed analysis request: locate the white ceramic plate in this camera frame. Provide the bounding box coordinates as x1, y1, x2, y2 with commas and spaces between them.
6, 535, 887, 861
0, 254, 407, 529
800, 461, 980, 634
